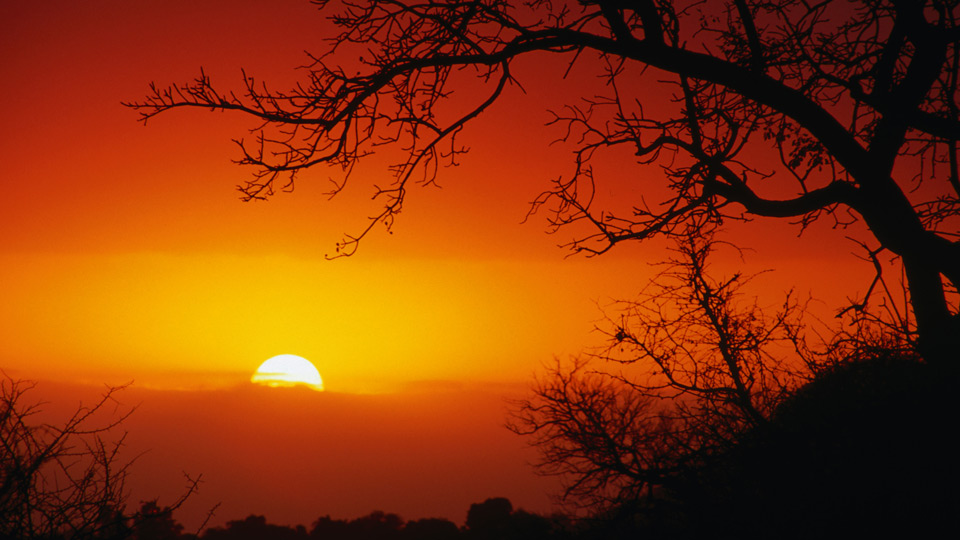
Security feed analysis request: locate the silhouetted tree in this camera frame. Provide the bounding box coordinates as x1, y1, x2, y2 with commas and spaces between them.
508, 235, 814, 511
509, 234, 960, 535
0, 377, 131, 539
0, 376, 200, 540
1, 378, 123, 539
129, 0, 960, 366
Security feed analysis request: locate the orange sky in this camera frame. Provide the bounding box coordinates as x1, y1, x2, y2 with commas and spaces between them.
2, 0, 877, 530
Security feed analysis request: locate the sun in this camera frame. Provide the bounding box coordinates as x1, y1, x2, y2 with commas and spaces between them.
251, 354, 325, 391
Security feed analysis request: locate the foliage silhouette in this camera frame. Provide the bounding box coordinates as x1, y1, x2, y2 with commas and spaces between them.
128, 0, 960, 366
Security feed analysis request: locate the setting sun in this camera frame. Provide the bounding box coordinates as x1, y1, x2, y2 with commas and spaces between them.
251, 354, 325, 391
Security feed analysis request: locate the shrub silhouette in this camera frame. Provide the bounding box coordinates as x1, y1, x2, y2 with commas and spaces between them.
464, 498, 564, 540
133, 500, 185, 540
202, 515, 306, 540
401, 518, 459, 540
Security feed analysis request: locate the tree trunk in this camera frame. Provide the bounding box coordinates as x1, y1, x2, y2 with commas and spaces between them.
904, 256, 959, 370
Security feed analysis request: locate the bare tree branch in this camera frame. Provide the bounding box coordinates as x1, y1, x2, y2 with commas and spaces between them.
128, 0, 960, 364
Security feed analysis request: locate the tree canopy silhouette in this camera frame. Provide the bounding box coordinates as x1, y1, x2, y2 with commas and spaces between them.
128, 0, 960, 365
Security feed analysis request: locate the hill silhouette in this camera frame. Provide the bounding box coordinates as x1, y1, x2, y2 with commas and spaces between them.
626, 351, 959, 539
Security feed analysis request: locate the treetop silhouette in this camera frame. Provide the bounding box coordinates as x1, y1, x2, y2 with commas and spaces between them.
128, 0, 960, 366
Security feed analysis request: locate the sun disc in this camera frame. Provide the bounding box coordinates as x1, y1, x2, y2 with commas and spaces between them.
251, 354, 324, 391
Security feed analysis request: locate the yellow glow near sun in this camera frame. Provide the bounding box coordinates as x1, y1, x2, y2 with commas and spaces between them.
251, 354, 325, 391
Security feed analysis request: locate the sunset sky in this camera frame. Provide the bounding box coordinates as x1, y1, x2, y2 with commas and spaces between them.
2, 0, 875, 530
